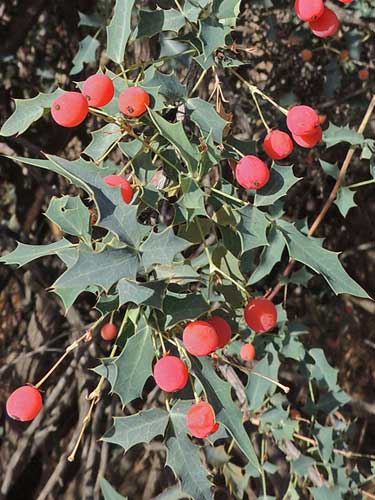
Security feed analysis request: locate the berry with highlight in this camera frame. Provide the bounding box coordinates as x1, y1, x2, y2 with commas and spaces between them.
82, 74, 114, 107
207, 316, 232, 349
6, 385, 43, 422
309, 7, 340, 38
103, 174, 134, 204
295, 0, 324, 22
244, 297, 277, 333
153, 354, 189, 392
235, 155, 270, 190
51, 91, 88, 127
183, 320, 219, 356
287, 105, 320, 136
263, 130, 294, 160
292, 126, 322, 148
118, 87, 150, 117
186, 401, 219, 438
240, 343, 256, 361
101, 323, 118, 341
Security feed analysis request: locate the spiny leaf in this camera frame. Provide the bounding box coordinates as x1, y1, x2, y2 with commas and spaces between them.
334, 186, 357, 217
117, 279, 168, 309
136, 9, 185, 38
167, 401, 213, 500
254, 164, 301, 207
0, 89, 63, 137
277, 220, 370, 298
54, 246, 139, 292
248, 225, 285, 285
45, 196, 91, 244
164, 292, 210, 328
140, 227, 191, 268
1, 239, 72, 267
83, 123, 123, 162
70, 35, 100, 75
323, 123, 364, 148
95, 323, 154, 405
213, 0, 241, 26
192, 356, 260, 470
106, 0, 135, 64
185, 97, 227, 143
198, 17, 227, 61
237, 205, 270, 254
100, 477, 127, 500
148, 109, 199, 172
103, 408, 169, 451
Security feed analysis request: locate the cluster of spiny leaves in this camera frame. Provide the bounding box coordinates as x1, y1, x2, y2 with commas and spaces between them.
1, 0, 374, 498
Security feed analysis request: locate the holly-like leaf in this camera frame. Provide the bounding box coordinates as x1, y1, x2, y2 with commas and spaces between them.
192, 356, 260, 470
45, 195, 91, 244
117, 279, 168, 309
54, 246, 139, 292
167, 401, 213, 500
143, 67, 187, 101
95, 323, 154, 405
148, 109, 199, 172
254, 164, 301, 207
213, 0, 241, 26
320, 160, 339, 179
0, 89, 63, 137
155, 262, 200, 285
140, 227, 191, 268
103, 408, 169, 451
198, 17, 227, 61
100, 477, 127, 500
164, 292, 210, 328
1, 238, 72, 267
78, 11, 103, 28
83, 123, 123, 162
185, 97, 227, 143
237, 205, 270, 254
106, 0, 135, 64
277, 220, 370, 298
70, 35, 100, 75
323, 123, 364, 148
136, 9, 185, 38
246, 344, 280, 411
334, 186, 357, 217
248, 225, 285, 285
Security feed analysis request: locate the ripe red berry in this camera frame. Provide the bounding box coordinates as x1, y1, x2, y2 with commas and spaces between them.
101, 322, 118, 341
263, 130, 294, 160
118, 87, 150, 117
295, 0, 324, 22
206, 316, 232, 349
287, 105, 320, 136
153, 354, 189, 392
244, 297, 277, 333
240, 343, 256, 361
292, 126, 322, 148
183, 320, 219, 356
301, 49, 313, 62
103, 174, 134, 204
6, 385, 43, 422
358, 68, 369, 81
309, 7, 340, 38
186, 401, 219, 438
235, 155, 270, 190
51, 91, 89, 127
82, 74, 114, 107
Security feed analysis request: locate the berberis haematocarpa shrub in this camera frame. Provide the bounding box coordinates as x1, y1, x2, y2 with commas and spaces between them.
1, 0, 374, 497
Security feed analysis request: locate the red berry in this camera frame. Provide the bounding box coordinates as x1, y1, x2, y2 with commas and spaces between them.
153, 354, 189, 392
287, 105, 320, 136
82, 74, 114, 107
51, 91, 89, 127
118, 87, 150, 117
235, 155, 270, 190
292, 126, 322, 148
309, 8, 340, 38
101, 322, 118, 341
263, 130, 294, 160
358, 68, 369, 81
244, 298, 277, 333
103, 174, 134, 204
338, 0, 353, 3
186, 401, 218, 438
206, 316, 232, 349
301, 49, 313, 62
240, 343, 256, 361
183, 320, 219, 356
6, 385, 42, 422
295, 0, 324, 22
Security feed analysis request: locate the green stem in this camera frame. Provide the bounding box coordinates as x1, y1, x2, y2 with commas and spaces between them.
348, 178, 375, 189
210, 186, 247, 205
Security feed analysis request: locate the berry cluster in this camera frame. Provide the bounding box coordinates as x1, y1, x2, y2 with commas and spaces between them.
295, 0, 352, 39
51, 73, 150, 128
235, 104, 321, 191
